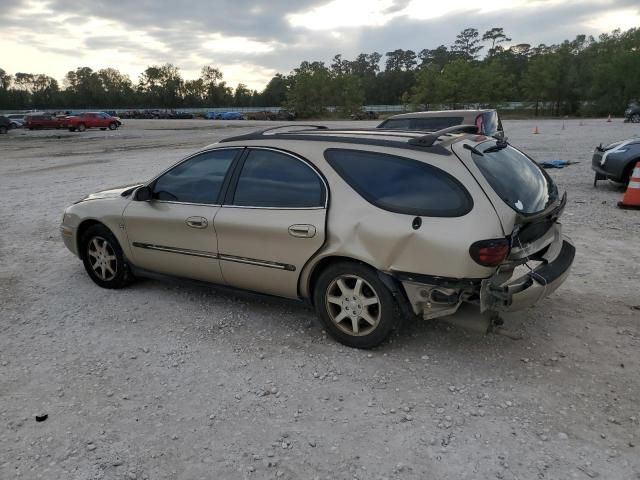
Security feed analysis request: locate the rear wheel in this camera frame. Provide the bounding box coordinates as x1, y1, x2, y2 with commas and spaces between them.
80, 224, 133, 289
313, 262, 398, 349
69, 127, 76, 132
77, 123, 86, 132
0, 126, 7, 134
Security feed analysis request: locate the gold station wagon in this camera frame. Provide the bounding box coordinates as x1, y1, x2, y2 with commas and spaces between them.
60, 125, 575, 348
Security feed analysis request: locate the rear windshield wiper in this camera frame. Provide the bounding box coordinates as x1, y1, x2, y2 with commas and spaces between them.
463, 143, 484, 156
482, 139, 509, 154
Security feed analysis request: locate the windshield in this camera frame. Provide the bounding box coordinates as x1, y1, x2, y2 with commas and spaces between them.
470, 143, 558, 214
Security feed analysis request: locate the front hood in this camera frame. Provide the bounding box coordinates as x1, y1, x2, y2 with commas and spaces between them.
77, 183, 142, 202
602, 138, 640, 150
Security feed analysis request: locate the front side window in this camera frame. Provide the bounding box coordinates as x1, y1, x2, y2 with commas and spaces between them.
325, 149, 472, 217
233, 149, 324, 208
152, 149, 238, 204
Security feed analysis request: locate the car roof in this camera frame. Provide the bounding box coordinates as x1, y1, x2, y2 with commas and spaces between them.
212, 125, 486, 156
385, 109, 495, 120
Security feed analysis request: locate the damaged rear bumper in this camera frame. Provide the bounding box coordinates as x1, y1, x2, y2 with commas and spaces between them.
397, 226, 575, 320
480, 234, 575, 312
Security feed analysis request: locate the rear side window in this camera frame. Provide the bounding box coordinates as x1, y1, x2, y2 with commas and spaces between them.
233, 149, 324, 208
325, 149, 472, 217
379, 118, 411, 129
411, 117, 463, 130
480, 112, 499, 135
152, 149, 238, 204
380, 117, 463, 131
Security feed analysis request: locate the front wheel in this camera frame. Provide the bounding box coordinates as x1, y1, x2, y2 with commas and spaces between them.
77, 123, 86, 132
108, 122, 117, 130
80, 224, 133, 289
632, 114, 640, 124
313, 262, 398, 349
0, 126, 7, 134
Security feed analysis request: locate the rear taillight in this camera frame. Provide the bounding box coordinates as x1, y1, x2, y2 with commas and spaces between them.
469, 238, 510, 267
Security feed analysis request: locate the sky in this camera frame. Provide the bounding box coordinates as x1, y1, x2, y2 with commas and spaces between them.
1, 0, 639, 91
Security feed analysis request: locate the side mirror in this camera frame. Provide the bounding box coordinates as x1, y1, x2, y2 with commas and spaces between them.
135, 185, 153, 201
494, 130, 505, 140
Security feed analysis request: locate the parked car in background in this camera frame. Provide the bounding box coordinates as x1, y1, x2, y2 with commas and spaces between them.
24, 113, 66, 130
246, 111, 276, 121
624, 101, 640, 123
60, 124, 574, 348
378, 109, 504, 136
0, 116, 10, 134
169, 111, 194, 119
6, 114, 25, 129
274, 110, 296, 121
351, 110, 379, 120
207, 111, 244, 120
592, 137, 640, 185
66, 112, 121, 132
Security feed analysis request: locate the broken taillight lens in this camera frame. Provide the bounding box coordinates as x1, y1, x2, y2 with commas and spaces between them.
469, 238, 510, 267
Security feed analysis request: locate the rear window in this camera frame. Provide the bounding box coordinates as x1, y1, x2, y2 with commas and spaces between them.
470, 143, 558, 214
380, 116, 463, 131
325, 149, 472, 217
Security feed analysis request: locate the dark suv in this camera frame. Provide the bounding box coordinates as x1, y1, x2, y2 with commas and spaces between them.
624, 102, 640, 123
0, 116, 10, 134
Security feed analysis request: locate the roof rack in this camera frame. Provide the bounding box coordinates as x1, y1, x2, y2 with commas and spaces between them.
407, 124, 479, 147
253, 124, 328, 135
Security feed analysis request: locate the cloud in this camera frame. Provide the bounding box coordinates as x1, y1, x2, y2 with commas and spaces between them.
0, 0, 637, 90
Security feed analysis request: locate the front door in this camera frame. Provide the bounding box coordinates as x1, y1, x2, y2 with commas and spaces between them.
214, 148, 328, 298
123, 148, 241, 284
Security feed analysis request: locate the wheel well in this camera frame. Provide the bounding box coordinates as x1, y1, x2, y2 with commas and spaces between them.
307, 256, 372, 305
75, 219, 105, 256
306, 255, 412, 310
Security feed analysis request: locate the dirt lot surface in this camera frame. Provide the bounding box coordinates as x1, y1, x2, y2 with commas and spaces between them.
1, 119, 639, 480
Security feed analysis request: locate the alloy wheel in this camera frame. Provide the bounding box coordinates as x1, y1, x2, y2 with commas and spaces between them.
87, 236, 117, 281
325, 274, 381, 336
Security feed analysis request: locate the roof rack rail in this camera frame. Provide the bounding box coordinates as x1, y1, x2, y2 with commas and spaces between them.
407, 124, 478, 147
256, 124, 329, 134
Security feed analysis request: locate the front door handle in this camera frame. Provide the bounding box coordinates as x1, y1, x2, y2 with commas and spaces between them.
288, 224, 316, 238
186, 216, 208, 229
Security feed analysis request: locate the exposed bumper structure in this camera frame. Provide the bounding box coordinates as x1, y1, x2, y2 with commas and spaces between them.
480, 236, 575, 312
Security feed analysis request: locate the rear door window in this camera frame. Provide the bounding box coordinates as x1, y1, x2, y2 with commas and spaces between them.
325, 149, 472, 217
152, 149, 239, 204
232, 149, 324, 208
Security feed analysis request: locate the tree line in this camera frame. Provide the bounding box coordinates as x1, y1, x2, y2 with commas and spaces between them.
1, 26, 638, 117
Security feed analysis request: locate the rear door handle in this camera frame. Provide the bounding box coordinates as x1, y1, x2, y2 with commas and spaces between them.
288, 224, 316, 238
186, 216, 208, 229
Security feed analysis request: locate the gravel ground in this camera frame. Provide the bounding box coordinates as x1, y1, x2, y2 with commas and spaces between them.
1, 118, 639, 480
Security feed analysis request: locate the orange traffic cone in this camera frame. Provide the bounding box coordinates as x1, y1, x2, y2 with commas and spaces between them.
607, 114, 612, 122
533, 125, 540, 134
618, 161, 640, 210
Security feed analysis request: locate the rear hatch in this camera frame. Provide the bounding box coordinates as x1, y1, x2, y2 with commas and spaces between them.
451, 138, 563, 259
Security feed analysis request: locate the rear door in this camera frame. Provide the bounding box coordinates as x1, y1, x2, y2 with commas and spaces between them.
214, 148, 327, 298
123, 148, 242, 283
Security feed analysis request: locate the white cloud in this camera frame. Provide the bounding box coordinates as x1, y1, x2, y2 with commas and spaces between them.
583, 7, 640, 32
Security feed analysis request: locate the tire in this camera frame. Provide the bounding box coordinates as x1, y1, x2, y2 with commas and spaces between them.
632, 114, 640, 124
624, 161, 638, 185
108, 122, 117, 130
0, 126, 7, 134
69, 127, 76, 132
77, 123, 86, 132
80, 224, 133, 289
313, 261, 398, 349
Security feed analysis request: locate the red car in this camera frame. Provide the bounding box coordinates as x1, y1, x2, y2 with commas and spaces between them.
67, 112, 121, 132
24, 113, 66, 130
